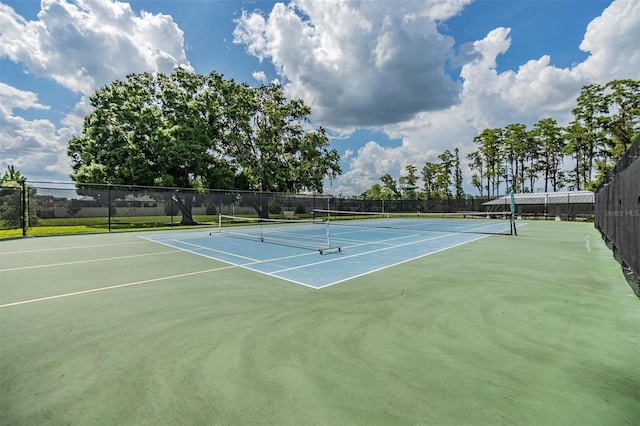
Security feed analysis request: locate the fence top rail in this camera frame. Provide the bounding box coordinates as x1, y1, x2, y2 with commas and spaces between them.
483, 191, 595, 206
24, 181, 337, 197
597, 135, 640, 191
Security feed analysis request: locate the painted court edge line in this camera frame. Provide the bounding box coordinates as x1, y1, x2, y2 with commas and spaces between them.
139, 224, 528, 290
0, 250, 178, 272
267, 232, 487, 287
0, 240, 150, 255
315, 233, 492, 289
140, 235, 329, 289
0, 265, 237, 308
316, 223, 528, 289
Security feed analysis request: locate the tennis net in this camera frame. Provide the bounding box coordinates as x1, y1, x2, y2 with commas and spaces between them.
217, 214, 341, 254
312, 209, 516, 235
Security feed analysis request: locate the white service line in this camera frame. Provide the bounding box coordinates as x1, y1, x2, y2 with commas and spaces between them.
0, 240, 149, 255
0, 265, 237, 308
268, 231, 461, 275
0, 250, 177, 272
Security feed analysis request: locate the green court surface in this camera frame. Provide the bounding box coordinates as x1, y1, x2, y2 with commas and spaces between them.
0, 221, 638, 425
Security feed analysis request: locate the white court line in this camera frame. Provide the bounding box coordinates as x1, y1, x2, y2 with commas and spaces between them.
177, 239, 319, 264
0, 265, 237, 308
0, 240, 149, 255
140, 223, 528, 290
145, 235, 330, 266
269, 231, 457, 275
163, 231, 470, 289
171, 238, 260, 262
315, 223, 528, 289
139, 235, 264, 263
140, 235, 324, 290
0, 250, 178, 272
328, 231, 422, 247
315, 233, 492, 289
224, 232, 490, 289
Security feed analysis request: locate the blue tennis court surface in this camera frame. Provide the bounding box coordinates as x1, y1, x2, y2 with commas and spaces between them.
141, 219, 515, 289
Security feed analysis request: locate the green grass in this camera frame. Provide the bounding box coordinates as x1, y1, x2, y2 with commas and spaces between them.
0, 215, 220, 238
0, 228, 23, 238
1, 213, 324, 238
38, 214, 218, 226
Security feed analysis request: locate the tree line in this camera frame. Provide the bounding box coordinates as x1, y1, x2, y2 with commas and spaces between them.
364, 79, 639, 199
67, 67, 341, 222
0, 166, 38, 229
363, 148, 465, 200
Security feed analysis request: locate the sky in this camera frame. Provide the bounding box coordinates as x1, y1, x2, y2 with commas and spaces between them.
1, 0, 638, 196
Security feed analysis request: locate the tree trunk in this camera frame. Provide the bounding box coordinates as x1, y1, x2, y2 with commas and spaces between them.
544, 166, 549, 192
253, 202, 269, 219
172, 194, 197, 225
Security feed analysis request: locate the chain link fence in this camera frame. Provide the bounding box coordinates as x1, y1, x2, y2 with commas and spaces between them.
1, 181, 506, 236
0, 184, 26, 236
483, 191, 595, 221
2, 180, 604, 239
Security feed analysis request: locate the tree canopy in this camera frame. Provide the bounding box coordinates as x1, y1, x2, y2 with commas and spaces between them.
363, 78, 639, 199
68, 68, 341, 222
466, 79, 639, 194
0, 166, 37, 228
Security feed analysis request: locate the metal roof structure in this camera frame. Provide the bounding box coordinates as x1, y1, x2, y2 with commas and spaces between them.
483, 191, 594, 206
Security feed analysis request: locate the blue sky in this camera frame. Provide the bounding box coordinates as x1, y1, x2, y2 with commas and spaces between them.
1, 0, 638, 195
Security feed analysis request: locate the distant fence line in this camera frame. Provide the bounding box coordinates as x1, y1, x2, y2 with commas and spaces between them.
1, 181, 594, 236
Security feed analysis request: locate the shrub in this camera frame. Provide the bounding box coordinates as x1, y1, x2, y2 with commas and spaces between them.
205, 202, 217, 215
269, 200, 282, 214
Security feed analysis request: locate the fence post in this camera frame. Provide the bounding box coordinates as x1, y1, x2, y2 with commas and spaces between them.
171, 192, 175, 228
108, 184, 112, 232
21, 179, 27, 237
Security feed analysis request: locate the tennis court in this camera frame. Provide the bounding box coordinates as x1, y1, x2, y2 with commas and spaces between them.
141, 212, 516, 289
1, 220, 638, 425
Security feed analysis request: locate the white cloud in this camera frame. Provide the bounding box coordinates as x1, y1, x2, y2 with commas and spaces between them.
0, 82, 50, 111
331, 0, 640, 196
0, 84, 57, 153
0, 0, 194, 181
0, 0, 191, 95
338, 142, 406, 194
252, 70, 267, 82
2, 0, 637, 194
0, 83, 70, 180
457, 28, 584, 131
577, 0, 640, 80
234, 0, 466, 128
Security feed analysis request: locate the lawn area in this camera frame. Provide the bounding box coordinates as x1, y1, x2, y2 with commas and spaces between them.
0, 215, 220, 238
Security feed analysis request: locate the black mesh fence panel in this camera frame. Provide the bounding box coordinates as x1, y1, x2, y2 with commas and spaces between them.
5, 182, 504, 235
5, 180, 602, 241
0, 185, 23, 231
594, 137, 640, 295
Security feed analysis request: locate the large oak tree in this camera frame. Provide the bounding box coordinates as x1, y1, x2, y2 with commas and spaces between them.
68, 68, 341, 222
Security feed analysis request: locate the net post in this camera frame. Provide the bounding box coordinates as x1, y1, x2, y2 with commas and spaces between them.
260, 220, 264, 242
510, 191, 517, 236
218, 213, 222, 233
